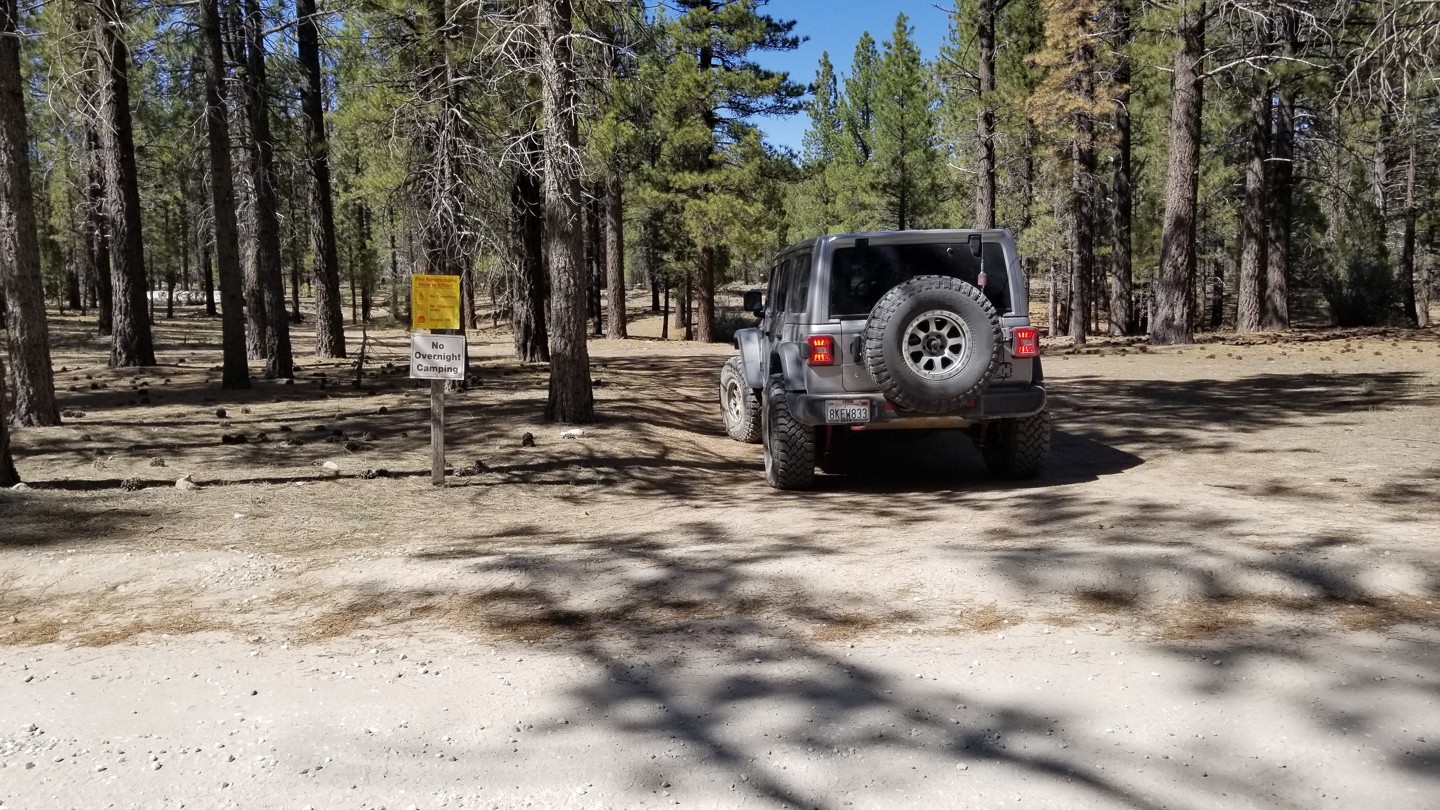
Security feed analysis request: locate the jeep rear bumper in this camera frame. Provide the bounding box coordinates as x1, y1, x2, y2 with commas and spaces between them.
788, 384, 1046, 429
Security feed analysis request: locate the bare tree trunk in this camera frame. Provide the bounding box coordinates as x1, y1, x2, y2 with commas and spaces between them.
540, 0, 592, 422
696, 246, 716, 341
1149, 0, 1204, 346
0, 353, 17, 485
201, 0, 250, 389
1108, 0, 1133, 336
202, 244, 216, 316
0, 0, 60, 425
585, 188, 604, 336
242, 0, 292, 379
1237, 78, 1269, 334
297, 0, 346, 358
509, 167, 548, 362
1263, 7, 1295, 332
604, 174, 627, 339
94, 0, 155, 367
85, 127, 113, 335
1400, 138, 1419, 325
975, 0, 996, 228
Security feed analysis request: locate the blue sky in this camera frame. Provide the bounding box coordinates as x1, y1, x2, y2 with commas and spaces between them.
746, 0, 956, 153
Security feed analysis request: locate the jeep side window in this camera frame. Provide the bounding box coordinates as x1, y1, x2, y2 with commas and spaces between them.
788, 252, 812, 314
770, 257, 793, 314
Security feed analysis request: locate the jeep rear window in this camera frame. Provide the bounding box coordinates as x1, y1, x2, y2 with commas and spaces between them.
828, 242, 1010, 318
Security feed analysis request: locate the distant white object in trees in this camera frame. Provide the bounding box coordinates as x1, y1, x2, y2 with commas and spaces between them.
175, 475, 199, 491
322, 460, 340, 472
560, 428, 588, 439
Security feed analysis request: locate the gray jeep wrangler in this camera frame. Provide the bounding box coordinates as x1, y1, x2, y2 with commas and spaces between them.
719, 229, 1050, 490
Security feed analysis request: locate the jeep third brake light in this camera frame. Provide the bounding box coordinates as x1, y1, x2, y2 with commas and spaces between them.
1012, 327, 1040, 358
806, 335, 835, 365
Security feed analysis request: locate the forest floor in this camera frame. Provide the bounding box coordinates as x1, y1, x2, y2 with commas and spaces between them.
2, 303, 1440, 809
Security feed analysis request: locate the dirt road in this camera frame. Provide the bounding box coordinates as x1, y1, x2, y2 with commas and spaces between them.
2, 316, 1438, 808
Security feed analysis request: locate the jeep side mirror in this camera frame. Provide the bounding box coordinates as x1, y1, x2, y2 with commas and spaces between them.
743, 289, 764, 316
968, 233, 982, 257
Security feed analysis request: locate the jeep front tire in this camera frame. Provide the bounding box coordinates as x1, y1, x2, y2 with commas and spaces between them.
720, 357, 761, 443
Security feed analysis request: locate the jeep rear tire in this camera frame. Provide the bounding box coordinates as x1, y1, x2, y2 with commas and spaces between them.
863, 276, 1002, 414
980, 409, 1051, 479
762, 374, 816, 490
720, 357, 761, 443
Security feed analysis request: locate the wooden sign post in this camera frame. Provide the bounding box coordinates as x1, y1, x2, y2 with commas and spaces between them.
409, 275, 464, 485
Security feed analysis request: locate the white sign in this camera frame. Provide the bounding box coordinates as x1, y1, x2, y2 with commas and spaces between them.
410, 334, 466, 380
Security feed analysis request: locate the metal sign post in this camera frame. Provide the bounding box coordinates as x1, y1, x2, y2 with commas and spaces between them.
409, 273, 465, 486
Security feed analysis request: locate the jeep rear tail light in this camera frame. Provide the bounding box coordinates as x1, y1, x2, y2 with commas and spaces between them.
806, 335, 835, 365
1012, 327, 1040, 358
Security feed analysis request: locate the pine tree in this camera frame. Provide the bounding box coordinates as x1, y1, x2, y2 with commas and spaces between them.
540, 0, 593, 421
790, 51, 843, 237
0, 353, 17, 485
297, 0, 346, 358
656, 0, 802, 341
1150, 0, 1205, 345
871, 14, 942, 231
836, 32, 880, 231
1, 0, 60, 425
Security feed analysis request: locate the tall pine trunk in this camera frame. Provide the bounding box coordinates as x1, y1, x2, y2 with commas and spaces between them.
242, 0, 292, 379
84, 127, 113, 335
1400, 138, 1419, 325
201, 0, 251, 389
1069, 72, 1095, 345
1237, 77, 1269, 334
0, 353, 17, 485
540, 0, 592, 422
974, 0, 996, 228
94, 0, 155, 367
604, 175, 627, 339
297, 0, 346, 358
1108, 0, 1133, 336
509, 167, 548, 362
1150, 0, 1205, 346
1263, 7, 1296, 332
0, 0, 60, 425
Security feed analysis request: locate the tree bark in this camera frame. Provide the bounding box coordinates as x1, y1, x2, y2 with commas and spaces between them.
0, 353, 17, 486
84, 128, 113, 335
1149, 0, 1205, 346
509, 167, 549, 362
94, 0, 156, 367
696, 246, 716, 342
1237, 78, 1269, 334
539, 0, 593, 422
1400, 138, 1419, 326
975, 0, 996, 228
585, 189, 604, 336
0, 0, 60, 425
1263, 6, 1295, 332
297, 0, 346, 358
1108, 0, 1133, 336
604, 175, 627, 339
201, 0, 251, 389
242, 0, 293, 378
1069, 79, 1095, 345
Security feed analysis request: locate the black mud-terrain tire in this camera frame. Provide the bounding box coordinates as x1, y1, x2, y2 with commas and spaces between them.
863, 276, 1002, 414
762, 374, 815, 490
719, 357, 761, 443
981, 409, 1052, 479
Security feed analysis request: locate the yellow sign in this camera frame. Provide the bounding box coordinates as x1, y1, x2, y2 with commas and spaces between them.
412, 274, 461, 330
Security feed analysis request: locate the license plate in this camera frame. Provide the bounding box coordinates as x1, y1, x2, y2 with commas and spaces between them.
825, 400, 870, 424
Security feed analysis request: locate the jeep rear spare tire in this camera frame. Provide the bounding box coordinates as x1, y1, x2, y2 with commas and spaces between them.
862, 276, 1002, 414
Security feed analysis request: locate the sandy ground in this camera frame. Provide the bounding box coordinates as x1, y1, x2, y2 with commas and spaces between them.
2, 305, 1439, 809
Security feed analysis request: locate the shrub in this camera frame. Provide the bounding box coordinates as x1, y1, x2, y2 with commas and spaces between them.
1320, 258, 1404, 327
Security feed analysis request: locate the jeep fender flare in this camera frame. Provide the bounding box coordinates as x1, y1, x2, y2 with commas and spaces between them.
734, 327, 766, 390
775, 342, 806, 391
